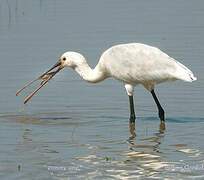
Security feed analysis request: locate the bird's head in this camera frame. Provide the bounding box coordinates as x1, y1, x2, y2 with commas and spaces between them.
16, 51, 86, 104
60, 51, 86, 69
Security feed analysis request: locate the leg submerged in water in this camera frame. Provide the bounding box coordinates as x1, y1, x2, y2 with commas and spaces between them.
128, 95, 136, 123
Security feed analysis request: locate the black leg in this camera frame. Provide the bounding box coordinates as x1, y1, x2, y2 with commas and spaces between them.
129, 121, 136, 141
151, 89, 165, 122
128, 95, 136, 123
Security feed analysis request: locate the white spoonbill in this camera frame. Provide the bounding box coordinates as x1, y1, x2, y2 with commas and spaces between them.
16, 43, 197, 123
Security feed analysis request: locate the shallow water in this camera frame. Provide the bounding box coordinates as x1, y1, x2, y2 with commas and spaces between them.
0, 0, 204, 179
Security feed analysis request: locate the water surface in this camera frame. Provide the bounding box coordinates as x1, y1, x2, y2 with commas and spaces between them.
0, 0, 204, 179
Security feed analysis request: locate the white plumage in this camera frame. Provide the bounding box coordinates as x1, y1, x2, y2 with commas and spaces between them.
62, 43, 196, 93
103, 43, 196, 86
17, 43, 197, 122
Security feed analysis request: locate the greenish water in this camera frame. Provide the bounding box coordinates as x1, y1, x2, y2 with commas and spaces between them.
0, 0, 204, 179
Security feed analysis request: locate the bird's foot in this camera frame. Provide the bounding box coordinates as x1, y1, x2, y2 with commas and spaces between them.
129, 117, 136, 123
159, 121, 166, 133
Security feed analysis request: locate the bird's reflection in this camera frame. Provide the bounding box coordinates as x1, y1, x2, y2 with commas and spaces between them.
128, 120, 166, 152
129, 122, 136, 141
22, 128, 32, 143
125, 120, 167, 174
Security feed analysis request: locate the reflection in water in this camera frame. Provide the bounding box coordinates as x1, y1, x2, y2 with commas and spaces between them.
128, 120, 166, 147
2, 113, 204, 178
0, 0, 204, 178
126, 120, 167, 175
72, 120, 168, 178
6, 0, 11, 27
15, 127, 35, 154
22, 128, 32, 143
128, 122, 136, 141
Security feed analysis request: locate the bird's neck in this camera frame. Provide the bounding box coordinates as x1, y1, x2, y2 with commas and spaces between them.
73, 61, 106, 83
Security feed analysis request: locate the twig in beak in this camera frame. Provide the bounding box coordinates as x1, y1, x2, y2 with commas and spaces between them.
23, 68, 61, 104
23, 76, 51, 104
16, 77, 40, 96
16, 61, 61, 97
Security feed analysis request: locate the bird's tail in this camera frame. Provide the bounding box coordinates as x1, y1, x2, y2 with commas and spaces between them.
174, 61, 197, 82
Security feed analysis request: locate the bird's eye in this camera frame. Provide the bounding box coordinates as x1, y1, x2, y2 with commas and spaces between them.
62, 57, 66, 61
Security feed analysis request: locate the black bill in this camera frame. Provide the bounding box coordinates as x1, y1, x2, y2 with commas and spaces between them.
16, 60, 63, 104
